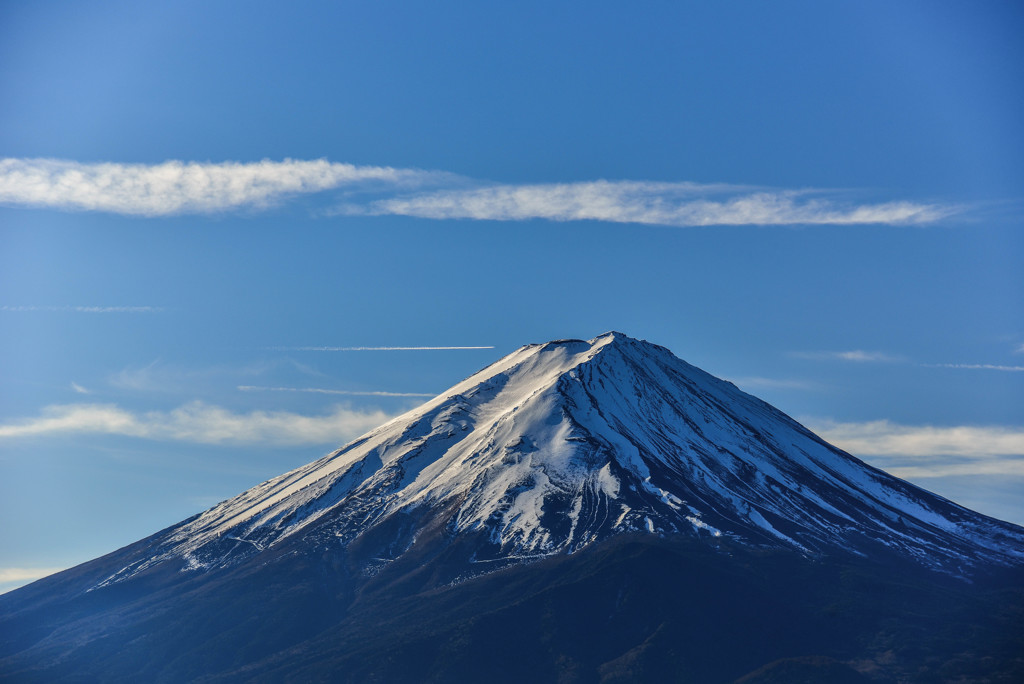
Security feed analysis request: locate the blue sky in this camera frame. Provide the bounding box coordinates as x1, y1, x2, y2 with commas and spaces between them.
1, 0, 1022, 592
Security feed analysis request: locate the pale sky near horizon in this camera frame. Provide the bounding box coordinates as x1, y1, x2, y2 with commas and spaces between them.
2, 0, 1022, 593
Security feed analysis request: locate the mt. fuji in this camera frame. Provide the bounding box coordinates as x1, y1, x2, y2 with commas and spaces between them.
97, 332, 1023, 581
2, 333, 1022, 683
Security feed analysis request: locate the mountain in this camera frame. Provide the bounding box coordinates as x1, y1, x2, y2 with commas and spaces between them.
2, 332, 1023, 683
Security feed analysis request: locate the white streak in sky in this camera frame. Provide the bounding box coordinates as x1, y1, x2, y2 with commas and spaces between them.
353, 181, 956, 226
885, 461, 1024, 478
924, 363, 1024, 372
0, 565, 64, 589
1, 568, 67, 595
268, 345, 494, 351
807, 419, 1024, 478
0, 157, 957, 226
792, 350, 904, 363
1, 305, 161, 313
794, 352, 1024, 372
0, 567, 64, 585
238, 385, 435, 398
0, 158, 442, 216
70, 382, 91, 395
0, 402, 396, 446
810, 420, 1024, 457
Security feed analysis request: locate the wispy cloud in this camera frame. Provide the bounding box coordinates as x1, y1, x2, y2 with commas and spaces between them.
238, 385, 435, 398
0, 401, 396, 446
792, 350, 904, 363
809, 419, 1024, 457
1015, 343, 1024, 355
347, 180, 957, 226
0, 157, 957, 226
266, 345, 495, 351
0, 567, 68, 595
108, 361, 168, 392
884, 461, 1024, 479
806, 419, 1024, 478
1, 305, 161, 313
792, 349, 1024, 371
923, 363, 1024, 372
0, 567, 64, 584
0, 158, 442, 216
70, 382, 91, 395
107, 358, 326, 395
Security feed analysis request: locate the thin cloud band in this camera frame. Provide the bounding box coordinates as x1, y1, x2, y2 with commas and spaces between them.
0, 157, 957, 226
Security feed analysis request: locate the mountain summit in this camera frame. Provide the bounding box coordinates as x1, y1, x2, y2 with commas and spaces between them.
99, 332, 1023, 587
4, 333, 1023, 683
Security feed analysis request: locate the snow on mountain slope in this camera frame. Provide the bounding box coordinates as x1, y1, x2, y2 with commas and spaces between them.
96, 333, 1024, 588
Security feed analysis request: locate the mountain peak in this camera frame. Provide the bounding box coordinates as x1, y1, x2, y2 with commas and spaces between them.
540, 330, 648, 350
94, 334, 1024, 588
525, 330, 639, 353
7, 333, 1023, 684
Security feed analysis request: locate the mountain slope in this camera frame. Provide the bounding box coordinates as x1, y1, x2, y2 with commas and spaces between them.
96, 332, 1023, 588
2, 332, 1023, 683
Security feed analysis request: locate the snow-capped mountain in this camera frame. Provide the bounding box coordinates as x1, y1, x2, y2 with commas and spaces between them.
6, 333, 1024, 683
96, 332, 1024, 589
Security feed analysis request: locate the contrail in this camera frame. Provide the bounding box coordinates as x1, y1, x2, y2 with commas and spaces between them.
923, 363, 1024, 372
266, 346, 494, 351
238, 385, 436, 398
1, 305, 161, 313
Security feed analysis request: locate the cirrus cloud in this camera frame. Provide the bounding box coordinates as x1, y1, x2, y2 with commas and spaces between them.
792, 350, 905, 363
265, 345, 495, 351
238, 385, 435, 398
0, 157, 957, 226
924, 363, 1024, 372
0, 567, 64, 584
1, 305, 162, 313
0, 158, 442, 216
809, 419, 1024, 457
349, 180, 957, 226
0, 568, 66, 595
806, 418, 1024, 479
0, 401, 398, 446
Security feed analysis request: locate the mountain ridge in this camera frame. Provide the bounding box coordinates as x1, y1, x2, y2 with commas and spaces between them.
4, 332, 1024, 683
86, 332, 1023, 592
